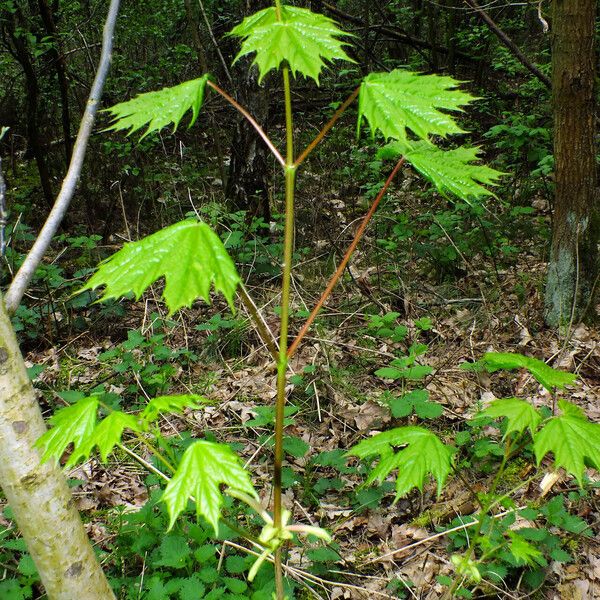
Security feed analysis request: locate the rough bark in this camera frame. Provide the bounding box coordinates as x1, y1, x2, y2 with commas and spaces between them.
0, 295, 116, 599
544, 0, 599, 325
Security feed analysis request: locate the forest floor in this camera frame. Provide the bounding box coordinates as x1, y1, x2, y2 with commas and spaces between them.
12, 169, 600, 599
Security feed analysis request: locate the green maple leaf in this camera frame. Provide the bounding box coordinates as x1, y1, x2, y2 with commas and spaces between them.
162, 440, 257, 533
479, 398, 542, 439
381, 141, 503, 203
230, 6, 353, 84
72, 411, 141, 464
534, 400, 600, 485
80, 220, 240, 314
481, 352, 577, 392
141, 394, 209, 424
36, 397, 98, 466
347, 426, 454, 498
104, 75, 211, 139
358, 70, 474, 142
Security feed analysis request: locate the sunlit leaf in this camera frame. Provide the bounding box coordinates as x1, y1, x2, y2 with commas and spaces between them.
162, 440, 257, 533
347, 426, 453, 498
36, 397, 98, 465
74, 411, 141, 463
481, 352, 577, 392
534, 400, 600, 485
380, 141, 503, 202
479, 398, 542, 439
80, 220, 240, 314
142, 395, 210, 424
358, 70, 474, 142
104, 75, 211, 139
230, 6, 353, 83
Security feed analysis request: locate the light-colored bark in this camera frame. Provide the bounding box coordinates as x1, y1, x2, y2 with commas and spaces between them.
0, 294, 116, 599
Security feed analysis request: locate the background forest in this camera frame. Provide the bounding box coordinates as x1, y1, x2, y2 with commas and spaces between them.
0, 0, 599, 598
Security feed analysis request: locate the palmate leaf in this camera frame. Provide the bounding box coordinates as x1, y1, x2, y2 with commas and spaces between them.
358, 70, 474, 142
230, 6, 353, 84
534, 400, 600, 486
36, 397, 98, 466
481, 352, 577, 392
80, 220, 241, 314
161, 440, 257, 534
347, 426, 454, 498
104, 75, 211, 139
141, 394, 209, 424
73, 411, 141, 464
380, 141, 503, 203
479, 398, 542, 439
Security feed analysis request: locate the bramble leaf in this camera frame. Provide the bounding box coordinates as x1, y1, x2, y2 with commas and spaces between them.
36, 397, 98, 465
358, 70, 474, 142
481, 352, 577, 392
230, 6, 353, 84
142, 394, 210, 424
104, 75, 211, 139
162, 440, 257, 533
80, 220, 240, 313
347, 426, 453, 498
479, 398, 542, 439
74, 411, 141, 463
389, 389, 443, 419
534, 400, 600, 485
380, 142, 503, 203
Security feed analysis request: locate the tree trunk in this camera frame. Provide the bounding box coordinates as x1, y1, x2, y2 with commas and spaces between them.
544, 0, 599, 325
0, 294, 116, 600
38, 0, 73, 164
5, 8, 54, 207
225, 0, 272, 223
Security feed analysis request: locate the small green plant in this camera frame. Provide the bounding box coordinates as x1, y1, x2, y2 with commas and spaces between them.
348, 352, 599, 597
31, 2, 508, 597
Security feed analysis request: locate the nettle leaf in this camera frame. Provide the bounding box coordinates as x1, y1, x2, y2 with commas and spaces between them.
162, 440, 257, 534
80, 220, 241, 314
358, 70, 474, 142
230, 6, 353, 83
142, 394, 209, 424
36, 397, 98, 466
104, 75, 211, 139
481, 352, 577, 392
506, 531, 545, 567
381, 141, 503, 203
534, 400, 600, 485
347, 426, 453, 498
73, 411, 141, 464
479, 398, 542, 439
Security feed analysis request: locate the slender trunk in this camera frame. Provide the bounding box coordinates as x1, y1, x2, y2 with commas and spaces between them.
0, 294, 116, 599
225, 0, 271, 223
5, 10, 54, 207
545, 0, 599, 325
38, 0, 73, 163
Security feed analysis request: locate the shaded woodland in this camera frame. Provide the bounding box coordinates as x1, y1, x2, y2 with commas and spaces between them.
0, 0, 599, 598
